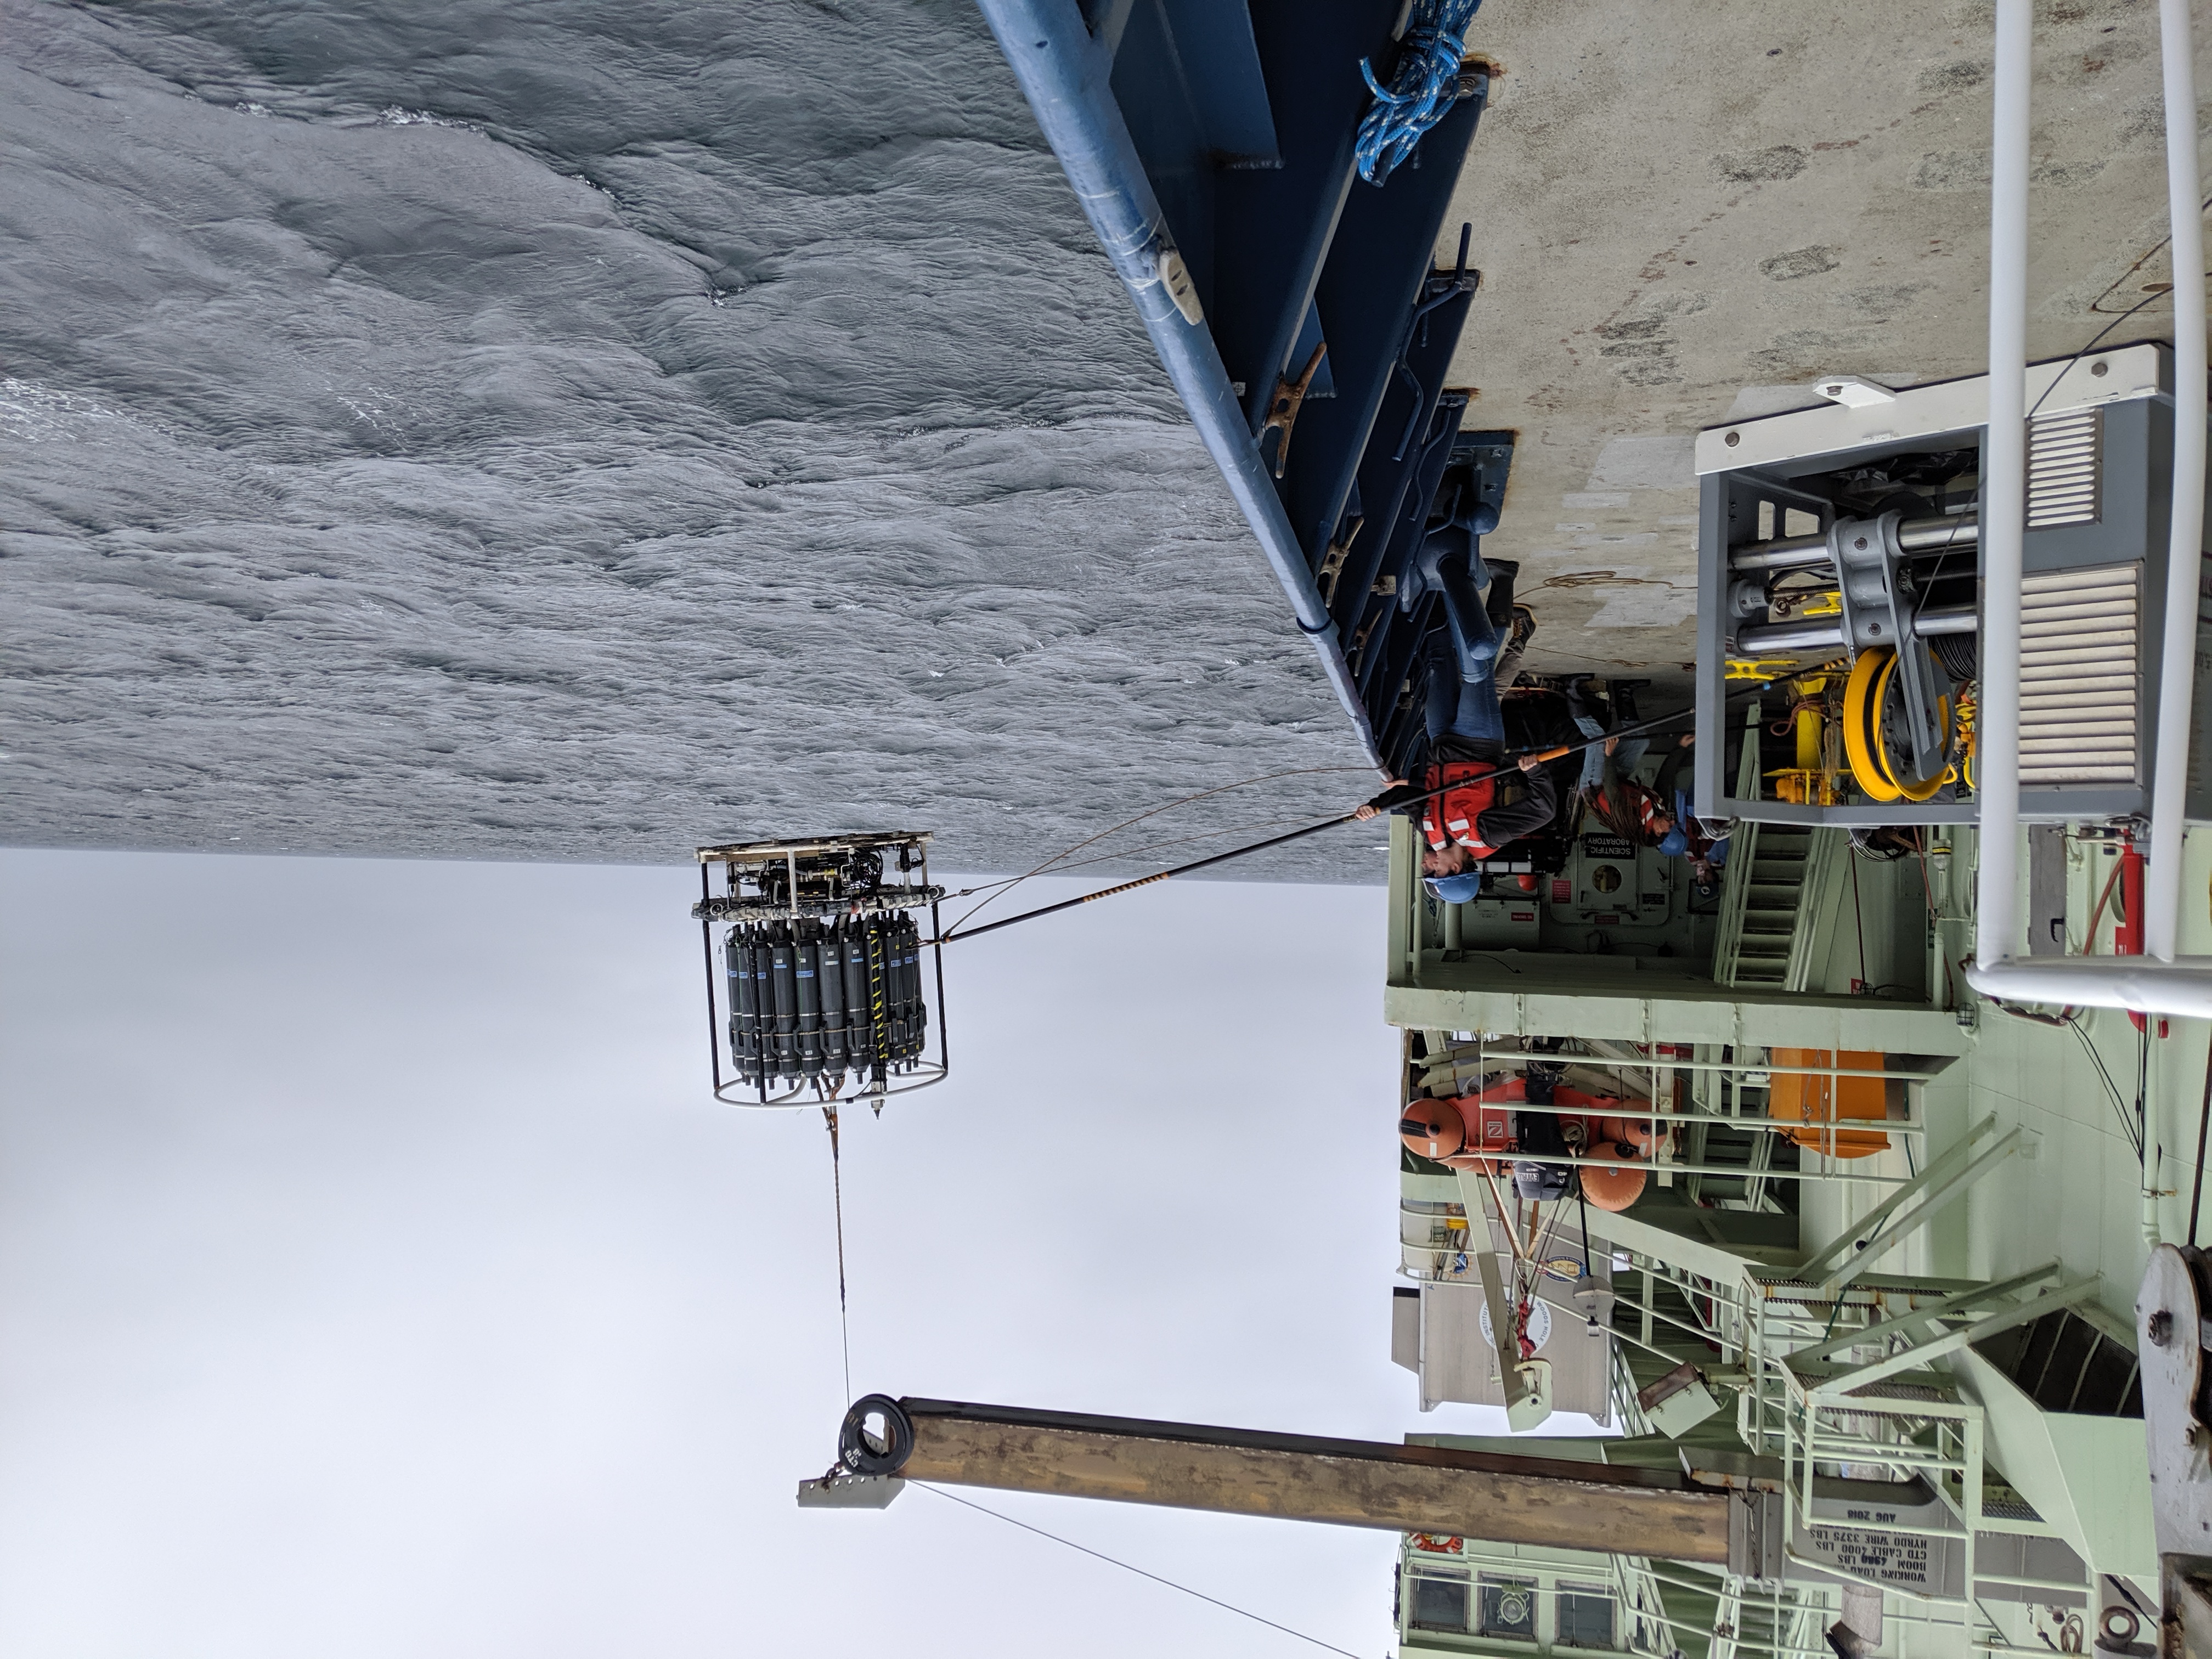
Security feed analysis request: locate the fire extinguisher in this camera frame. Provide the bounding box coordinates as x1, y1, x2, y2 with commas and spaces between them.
2113, 838, 2163, 1035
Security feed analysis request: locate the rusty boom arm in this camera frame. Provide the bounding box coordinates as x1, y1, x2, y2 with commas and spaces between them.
800, 1395, 1781, 1576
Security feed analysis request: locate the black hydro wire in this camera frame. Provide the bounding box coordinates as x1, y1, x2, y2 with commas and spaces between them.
2028, 282, 2192, 423
2136, 1020, 2151, 1178
941, 810, 1335, 909
826, 1108, 851, 1402
933, 684, 1779, 946
913, 1483, 1366, 1659
943, 765, 1375, 935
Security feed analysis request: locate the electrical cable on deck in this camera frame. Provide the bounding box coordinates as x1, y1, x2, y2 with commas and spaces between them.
2190, 1044, 2212, 1247
2135, 1021, 2151, 1178
1355, 0, 1483, 184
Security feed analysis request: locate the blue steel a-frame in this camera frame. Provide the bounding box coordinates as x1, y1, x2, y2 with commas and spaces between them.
980, 0, 1515, 766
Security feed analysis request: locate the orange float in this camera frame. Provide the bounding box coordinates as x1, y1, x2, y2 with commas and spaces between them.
1577, 1143, 1648, 1212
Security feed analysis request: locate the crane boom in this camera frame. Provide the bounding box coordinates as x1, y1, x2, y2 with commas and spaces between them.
810, 1395, 1779, 1573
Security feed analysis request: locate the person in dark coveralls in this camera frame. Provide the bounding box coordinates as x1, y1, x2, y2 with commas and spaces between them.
1352, 531, 1556, 900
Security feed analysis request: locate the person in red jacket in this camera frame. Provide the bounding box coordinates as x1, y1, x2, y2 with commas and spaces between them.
1353, 533, 1556, 898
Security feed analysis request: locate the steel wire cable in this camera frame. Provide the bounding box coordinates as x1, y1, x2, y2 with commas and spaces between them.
937, 810, 1338, 908
912, 1483, 1367, 1658
825, 1108, 851, 1402
941, 766, 1375, 935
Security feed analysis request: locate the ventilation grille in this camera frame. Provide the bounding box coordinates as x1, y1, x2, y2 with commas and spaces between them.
2019, 564, 2139, 786
2026, 408, 2103, 529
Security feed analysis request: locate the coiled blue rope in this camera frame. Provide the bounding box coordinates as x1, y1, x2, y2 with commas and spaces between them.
1355, 0, 1482, 185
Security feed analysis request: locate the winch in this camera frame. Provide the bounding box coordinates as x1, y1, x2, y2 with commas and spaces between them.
1690, 343, 2212, 827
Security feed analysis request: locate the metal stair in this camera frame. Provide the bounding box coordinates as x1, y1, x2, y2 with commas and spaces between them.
1972, 1305, 2143, 1417
1683, 1118, 1782, 1210
1707, 698, 1845, 991
1729, 827, 1813, 988
1713, 823, 1846, 992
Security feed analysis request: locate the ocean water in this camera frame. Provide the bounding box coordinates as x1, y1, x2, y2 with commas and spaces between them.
0, 0, 1378, 882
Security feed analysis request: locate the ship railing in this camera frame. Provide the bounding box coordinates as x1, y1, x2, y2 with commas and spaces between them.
1708, 1573, 1830, 1659
1709, 1570, 1745, 1659
1966, 0, 2212, 1019
1709, 698, 1769, 989
1741, 1263, 2101, 1620
1413, 1031, 1956, 1190
1632, 1562, 1985, 1659
1399, 1540, 1824, 1659
1610, 1555, 1678, 1659
1610, 1250, 1755, 1365
972, 0, 1387, 765
1611, 1559, 1838, 1659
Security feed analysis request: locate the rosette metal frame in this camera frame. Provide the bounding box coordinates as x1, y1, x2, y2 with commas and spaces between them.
692, 833, 949, 1108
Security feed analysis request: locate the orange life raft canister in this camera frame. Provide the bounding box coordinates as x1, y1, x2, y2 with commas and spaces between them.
1397, 1077, 1663, 1212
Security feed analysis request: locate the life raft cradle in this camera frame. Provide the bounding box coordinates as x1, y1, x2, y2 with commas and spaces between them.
1406, 1076, 1664, 1213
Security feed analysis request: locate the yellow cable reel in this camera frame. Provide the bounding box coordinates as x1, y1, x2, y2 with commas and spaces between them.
1842, 645, 1953, 803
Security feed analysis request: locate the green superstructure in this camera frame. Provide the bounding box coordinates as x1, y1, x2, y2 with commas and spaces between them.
1384, 803, 2195, 1659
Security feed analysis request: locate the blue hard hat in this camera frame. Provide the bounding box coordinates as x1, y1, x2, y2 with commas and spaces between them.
1657, 828, 1691, 857
1425, 873, 1483, 904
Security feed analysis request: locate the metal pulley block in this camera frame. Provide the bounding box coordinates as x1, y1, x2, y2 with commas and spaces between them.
1829, 509, 1917, 653
1829, 510, 1955, 782
2138, 1245, 2212, 1658
1842, 647, 1956, 803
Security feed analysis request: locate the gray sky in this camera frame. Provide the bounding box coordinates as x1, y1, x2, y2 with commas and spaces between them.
0, 848, 1529, 1657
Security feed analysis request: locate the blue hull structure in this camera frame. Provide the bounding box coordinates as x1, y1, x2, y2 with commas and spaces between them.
978, 0, 1513, 772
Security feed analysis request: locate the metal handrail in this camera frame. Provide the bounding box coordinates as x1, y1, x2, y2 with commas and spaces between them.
1711, 699, 1767, 986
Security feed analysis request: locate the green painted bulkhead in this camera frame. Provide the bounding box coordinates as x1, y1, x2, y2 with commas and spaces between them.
1384, 812, 2212, 1659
